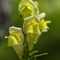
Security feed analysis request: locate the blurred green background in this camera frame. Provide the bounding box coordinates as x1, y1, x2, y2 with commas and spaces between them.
0, 0, 60, 60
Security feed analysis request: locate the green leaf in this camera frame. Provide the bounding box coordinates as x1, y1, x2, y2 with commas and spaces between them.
29, 50, 38, 56
34, 53, 48, 57
29, 53, 48, 60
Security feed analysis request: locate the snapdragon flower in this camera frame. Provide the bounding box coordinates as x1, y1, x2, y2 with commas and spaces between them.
38, 13, 51, 32
19, 0, 39, 18
39, 19, 51, 32
23, 15, 40, 50
6, 26, 24, 60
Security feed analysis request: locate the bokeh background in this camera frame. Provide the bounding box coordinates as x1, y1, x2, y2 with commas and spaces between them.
0, 0, 60, 60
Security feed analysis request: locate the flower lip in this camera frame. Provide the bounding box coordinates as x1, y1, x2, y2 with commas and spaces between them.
9, 26, 22, 34
24, 15, 38, 21
38, 12, 46, 20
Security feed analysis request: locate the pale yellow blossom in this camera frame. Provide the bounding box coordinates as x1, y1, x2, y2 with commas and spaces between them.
19, 0, 39, 18
38, 13, 51, 32
23, 15, 41, 50
39, 19, 51, 32
6, 26, 24, 59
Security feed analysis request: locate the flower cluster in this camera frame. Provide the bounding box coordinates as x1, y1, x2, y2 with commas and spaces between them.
6, 0, 51, 60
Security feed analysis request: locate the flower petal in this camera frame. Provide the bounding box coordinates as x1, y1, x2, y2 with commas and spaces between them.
38, 12, 46, 20
13, 44, 23, 60
9, 26, 24, 43
8, 35, 20, 46
39, 19, 51, 32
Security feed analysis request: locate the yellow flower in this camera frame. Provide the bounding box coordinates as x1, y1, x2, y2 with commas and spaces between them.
6, 26, 24, 59
19, 0, 39, 18
23, 15, 41, 50
39, 19, 51, 32
38, 13, 51, 32
23, 15, 41, 34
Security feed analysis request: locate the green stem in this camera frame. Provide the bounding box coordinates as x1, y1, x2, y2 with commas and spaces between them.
23, 36, 29, 60
25, 40, 29, 60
